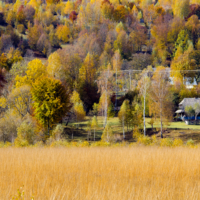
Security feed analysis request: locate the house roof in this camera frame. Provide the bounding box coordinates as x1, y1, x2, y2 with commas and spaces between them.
179, 98, 200, 107
175, 109, 184, 113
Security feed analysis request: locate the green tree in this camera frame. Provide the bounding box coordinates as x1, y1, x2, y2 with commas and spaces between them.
173, 30, 190, 57
31, 77, 70, 135
15, 117, 36, 146
92, 103, 99, 116
185, 105, 195, 117
73, 102, 86, 128
193, 103, 200, 124
118, 100, 129, 139
101, 123, 113, 142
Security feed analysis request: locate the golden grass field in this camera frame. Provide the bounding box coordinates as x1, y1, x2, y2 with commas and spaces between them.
1, 147, 200, 200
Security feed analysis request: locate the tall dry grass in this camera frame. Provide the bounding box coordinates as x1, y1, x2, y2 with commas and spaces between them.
0, 147, 200, 200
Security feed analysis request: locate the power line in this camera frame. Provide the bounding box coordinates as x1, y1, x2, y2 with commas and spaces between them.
98, 69, 200, 75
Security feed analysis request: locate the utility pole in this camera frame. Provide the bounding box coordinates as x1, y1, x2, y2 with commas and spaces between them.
104, 68, 109, 128
129, 70, 132, 90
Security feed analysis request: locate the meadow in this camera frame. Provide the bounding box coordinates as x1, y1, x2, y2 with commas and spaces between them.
1, 147, 200, 200
68, 116, 200, 143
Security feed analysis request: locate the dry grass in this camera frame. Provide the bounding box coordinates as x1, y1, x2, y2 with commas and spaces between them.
1, 147, 200, 200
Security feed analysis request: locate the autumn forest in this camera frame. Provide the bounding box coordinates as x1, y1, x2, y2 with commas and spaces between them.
0, 0, 200, 145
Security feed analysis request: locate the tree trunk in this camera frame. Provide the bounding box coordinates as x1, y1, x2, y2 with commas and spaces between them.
47, 119, 50, 136
94, 129, 95, 141
115, 69, 117, 108
195, 115, 197, 125
3, 132, 5, 143
123, 117, 125, 139
143, 94, 146, 136
160, 119, 163, 138
104, 70, 108, 128
160, 102, 163, 138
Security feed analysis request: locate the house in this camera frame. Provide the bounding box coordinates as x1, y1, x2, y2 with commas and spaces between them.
175, 98, 200, 125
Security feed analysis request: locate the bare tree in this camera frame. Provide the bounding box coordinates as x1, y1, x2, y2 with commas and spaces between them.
138, 67, 151, 136
97, 64, 113, 128
149, 67, 173, 138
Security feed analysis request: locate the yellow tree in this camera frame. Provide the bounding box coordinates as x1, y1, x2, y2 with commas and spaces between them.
158, 0, 173, 9
8, 85, 32, 118
31, 77, 70, 135
79, 53, 96, 85
77, 6, 86, 28
112, 50, 122, 108
101, 0, 114, 20
73, 102, 86, 128
149, 66, 173, 138
47, 51, 63, 79
98, 90, 111, 125
71, 90, 85, 127
28, 0, 39, 9
113, 5, 128, 22
64, 1, 74, 15
91, 115, 98, 141
172, 0, 190, 19
101, 123, 113, 142
115, 22, 125, 34
71, 90, 81, 104
13, 0, 21, 13
56, 25, 70, 43
15, 59, 46, 88
171, 44, 195, 84
118, 100, 129, 139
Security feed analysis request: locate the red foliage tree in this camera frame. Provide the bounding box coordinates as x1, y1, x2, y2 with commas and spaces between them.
69, 11, 78, 23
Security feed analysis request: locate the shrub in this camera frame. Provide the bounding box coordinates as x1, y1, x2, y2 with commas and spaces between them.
101, 123, 114, 143
132, 127, 142, 140
78, 141, 90, 147
4, 141, 12, 147
173, 138, 183, 147
50, 139, 69, 147
160, 138, 173, 147
15, 119, 36, 145
52, 124, 65, 141
14, 138, 29, 147
151, 135, 158, 145
137, 136, 152, 146
186, 139, 195, 147
0, 142, 4, 148
33, 141, 44, 147
0, 142, 11, 148
90, 141, 110, 147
